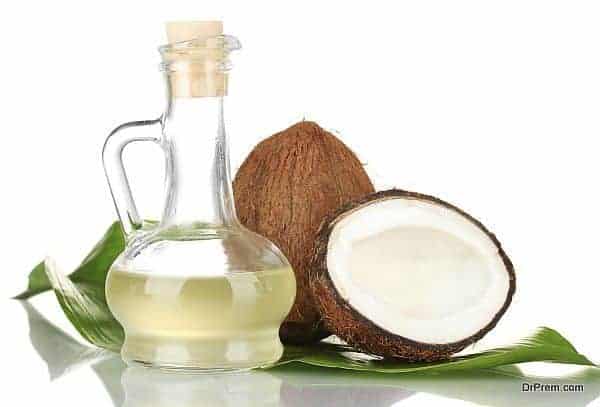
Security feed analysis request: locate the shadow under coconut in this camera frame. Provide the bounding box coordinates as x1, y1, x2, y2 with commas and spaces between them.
20, 301, 600, 407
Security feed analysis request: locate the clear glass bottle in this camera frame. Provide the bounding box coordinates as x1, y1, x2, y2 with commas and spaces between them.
102, 21, 296, 372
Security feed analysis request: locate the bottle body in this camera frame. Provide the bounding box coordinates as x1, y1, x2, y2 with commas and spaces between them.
103, 27, 296, 371
106, 228, 296, 370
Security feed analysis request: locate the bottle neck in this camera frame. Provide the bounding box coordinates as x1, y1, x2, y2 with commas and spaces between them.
159, 93, 237, 228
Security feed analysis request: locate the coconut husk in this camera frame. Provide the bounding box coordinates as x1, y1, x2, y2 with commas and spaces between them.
233, 121, 375, 344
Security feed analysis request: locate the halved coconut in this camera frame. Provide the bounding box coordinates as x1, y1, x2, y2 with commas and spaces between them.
310, 190, 515, 361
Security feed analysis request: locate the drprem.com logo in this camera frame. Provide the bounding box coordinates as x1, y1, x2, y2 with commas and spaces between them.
522, 382, 585, 393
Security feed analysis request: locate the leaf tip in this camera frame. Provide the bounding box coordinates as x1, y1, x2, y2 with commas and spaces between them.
12, 293, 29, 300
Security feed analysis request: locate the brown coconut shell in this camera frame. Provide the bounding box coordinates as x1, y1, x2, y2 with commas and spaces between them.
233, 121, 375, 344
310, 189, 516, 361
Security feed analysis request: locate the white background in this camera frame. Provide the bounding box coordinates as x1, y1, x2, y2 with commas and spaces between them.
2, 1, 600, 406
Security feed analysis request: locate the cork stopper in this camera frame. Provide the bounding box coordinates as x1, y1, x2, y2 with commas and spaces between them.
166, 21, 223, 44
162, 21, 228, 98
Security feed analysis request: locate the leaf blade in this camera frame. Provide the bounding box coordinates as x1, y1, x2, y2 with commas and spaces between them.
44, 258, 123, 352
13, 261, 51, 300
271, 327, 595, 373
14, 222, 125, 300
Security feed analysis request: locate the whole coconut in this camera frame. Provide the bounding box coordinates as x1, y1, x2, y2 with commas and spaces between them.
233, 121, 375, 344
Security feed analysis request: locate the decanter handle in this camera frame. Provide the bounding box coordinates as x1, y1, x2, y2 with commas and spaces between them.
102, 119, 162, 239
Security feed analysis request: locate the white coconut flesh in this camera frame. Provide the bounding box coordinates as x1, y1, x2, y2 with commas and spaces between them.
326, 197, 510, 344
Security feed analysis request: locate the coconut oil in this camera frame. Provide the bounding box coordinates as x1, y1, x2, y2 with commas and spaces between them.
107, 267, 296, 370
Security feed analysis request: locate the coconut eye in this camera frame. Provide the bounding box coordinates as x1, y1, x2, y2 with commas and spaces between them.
311, 190, 515, 361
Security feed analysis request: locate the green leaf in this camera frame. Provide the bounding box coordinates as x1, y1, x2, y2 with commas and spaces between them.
14, 222, 125, 300
13, 261, 51, 300
272, 327, 595, 372
43, 258, 123, 352
70, 221, 126, 285
13, 221, 598, 373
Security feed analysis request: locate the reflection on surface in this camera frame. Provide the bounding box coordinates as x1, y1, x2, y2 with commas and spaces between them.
92, 357, 126, 407
20, 301, 106, 380
22, 301, 600, 407
274, 364, 600, 407
276, 367, 413, 406
121, 367, 283, 407
93, 360, 412, 407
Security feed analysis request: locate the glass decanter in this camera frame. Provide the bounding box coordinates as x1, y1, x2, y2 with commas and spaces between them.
102, 21, 296, 372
